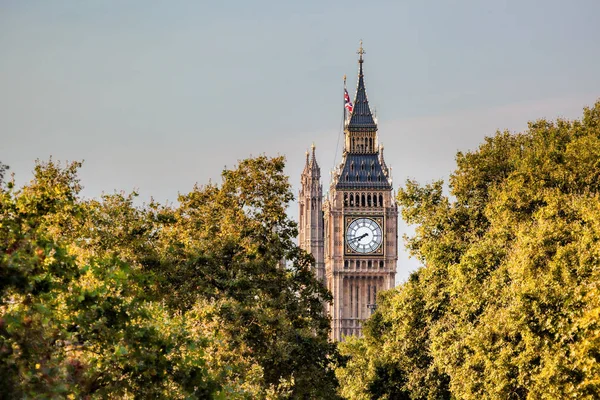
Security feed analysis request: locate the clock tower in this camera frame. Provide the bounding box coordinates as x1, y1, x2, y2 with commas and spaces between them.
300, 42, 398, 340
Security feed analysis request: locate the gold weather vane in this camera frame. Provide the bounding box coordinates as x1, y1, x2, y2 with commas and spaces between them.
357, 40, 365, 62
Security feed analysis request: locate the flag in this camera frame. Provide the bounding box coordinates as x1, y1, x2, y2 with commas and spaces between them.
344, 89, 353, 114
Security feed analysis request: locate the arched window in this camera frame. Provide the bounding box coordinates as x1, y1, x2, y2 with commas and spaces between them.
367, 194, 371, 207
350, 193, 354, 206
379, 261, 384, 268
344, 193, 348, 207
379, 194, 383, 206
361, 194, 366, 207
368, 260, 372, 268
344, 260, 349, 269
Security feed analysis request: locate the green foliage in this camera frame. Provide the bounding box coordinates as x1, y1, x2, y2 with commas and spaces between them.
1, 157, 339, 398
0, 162, 8, 186
153, 156, 339, 398
337, 101, 600, 399
0, 160, 215, 398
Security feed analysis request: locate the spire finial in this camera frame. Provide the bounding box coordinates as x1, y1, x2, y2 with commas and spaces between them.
309, 143, 319, 170
357, 40, 365, 64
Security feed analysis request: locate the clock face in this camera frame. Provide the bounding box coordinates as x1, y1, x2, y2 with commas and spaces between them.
346, 217, 383, 254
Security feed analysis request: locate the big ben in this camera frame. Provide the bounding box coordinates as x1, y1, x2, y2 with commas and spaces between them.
299, 42, 398, 340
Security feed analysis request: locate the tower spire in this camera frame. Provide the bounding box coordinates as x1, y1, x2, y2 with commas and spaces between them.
303, 149, 310, 173
348, 41, 376, 131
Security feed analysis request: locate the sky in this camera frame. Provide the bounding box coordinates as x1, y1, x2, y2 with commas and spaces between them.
2, 0, 599, 283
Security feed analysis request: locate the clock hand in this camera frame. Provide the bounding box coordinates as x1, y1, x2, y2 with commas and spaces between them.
349, 233, 369, 243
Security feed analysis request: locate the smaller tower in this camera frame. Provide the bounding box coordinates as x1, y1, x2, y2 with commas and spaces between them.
298, 144, 325, 283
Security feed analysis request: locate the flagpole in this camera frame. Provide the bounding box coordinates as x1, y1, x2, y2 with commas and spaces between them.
343, 74, 347, 124
333, 75, 346, 171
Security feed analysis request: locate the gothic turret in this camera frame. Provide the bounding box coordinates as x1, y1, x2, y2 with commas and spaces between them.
298, 144, 325, 283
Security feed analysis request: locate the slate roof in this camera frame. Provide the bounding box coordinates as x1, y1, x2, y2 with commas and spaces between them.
335, 153, 391, 190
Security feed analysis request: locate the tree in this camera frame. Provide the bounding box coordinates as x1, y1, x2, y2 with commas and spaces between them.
0, 160, 216, 398
1, 156, 341, 398
337, 100, 600, 399
152, 156, 340, 398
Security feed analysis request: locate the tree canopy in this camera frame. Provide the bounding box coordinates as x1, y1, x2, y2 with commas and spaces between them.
337, 100, 600, 399
4, 100, 600, 399
0, 156, 340, 399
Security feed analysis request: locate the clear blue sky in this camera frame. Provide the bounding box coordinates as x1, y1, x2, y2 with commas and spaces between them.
2, 0, 599, 282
